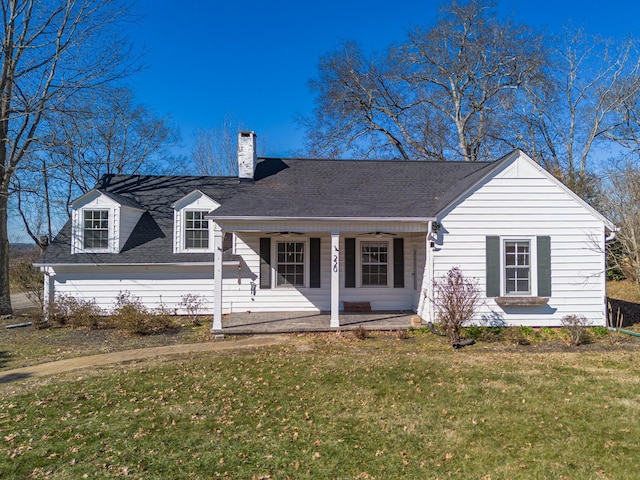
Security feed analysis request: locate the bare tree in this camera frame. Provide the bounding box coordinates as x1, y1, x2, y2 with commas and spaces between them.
191, 118, 240, 176
0, 0, 137, 315
11, 86, 179, 248
302, 0, 547, 161
507, 29, 640, 203
601, 161, 640, 290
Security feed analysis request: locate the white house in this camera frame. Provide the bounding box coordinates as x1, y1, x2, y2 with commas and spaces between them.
35, 132, 615, 330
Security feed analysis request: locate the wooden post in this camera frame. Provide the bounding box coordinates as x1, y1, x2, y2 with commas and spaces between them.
212, 224, 223, 331
331, 232, 340, 328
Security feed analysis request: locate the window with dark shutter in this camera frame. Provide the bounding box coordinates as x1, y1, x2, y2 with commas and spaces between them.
345, 238, 356, 288
486, 236, 500, 297
537, 236, 551, 297
309, 238, 321, 288
259, 237, 271, 289
393, 238, 404, 288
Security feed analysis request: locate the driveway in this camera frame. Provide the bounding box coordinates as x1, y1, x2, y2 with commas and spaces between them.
9, 292, 37, 313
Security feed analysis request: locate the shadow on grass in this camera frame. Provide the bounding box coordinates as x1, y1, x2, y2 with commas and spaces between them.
0, 372, 32, 384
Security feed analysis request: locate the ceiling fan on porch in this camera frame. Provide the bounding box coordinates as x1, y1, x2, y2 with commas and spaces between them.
266, 231, 305, 237
357, 231, 397, 237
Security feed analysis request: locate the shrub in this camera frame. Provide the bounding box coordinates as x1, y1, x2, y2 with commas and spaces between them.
504, 327, 531, 346
431, 267, 481, 343
395, 329, 410, 340
179, 293, 208, 325
111, 292, 175, 335
49, 294, 103, 329
462, 325, 483, 340
561, 314, 591, 346
607, 302, 625, 345
352, 325, 368, 340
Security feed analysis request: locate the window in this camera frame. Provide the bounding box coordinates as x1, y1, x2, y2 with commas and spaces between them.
83, 210, 109, 249
185, 211, 209, 249
486, 236, 551, 299
276, 242, 304, 287
361, 241, 388, 286
505, 240, 530, 294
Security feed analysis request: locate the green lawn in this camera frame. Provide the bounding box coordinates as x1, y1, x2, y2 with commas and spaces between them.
1, 333, 640, 479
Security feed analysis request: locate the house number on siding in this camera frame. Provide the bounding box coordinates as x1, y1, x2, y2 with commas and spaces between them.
333, 245, 339, 272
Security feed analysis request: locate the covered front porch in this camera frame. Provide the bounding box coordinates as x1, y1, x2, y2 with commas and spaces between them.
209, 218, 437, 332
214, 310, 419, 335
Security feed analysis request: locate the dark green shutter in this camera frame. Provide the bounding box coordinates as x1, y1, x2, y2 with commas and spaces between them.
486, 236, 500, 297
310, 237, 321, 288
259, 237, 271, 289
393, 238, 404, 288
537, 236, 551, 297
345, 238, 356, 288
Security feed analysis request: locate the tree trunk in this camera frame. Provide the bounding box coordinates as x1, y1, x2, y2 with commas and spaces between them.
0, 192, 12, 315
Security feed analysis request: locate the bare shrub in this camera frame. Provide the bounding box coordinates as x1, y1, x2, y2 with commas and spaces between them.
179, 293, 208, 325
111, 292, 175, 335
49, 294, 102, 329
352, 325, 368, 340
432, 267, 481, 343
395, 329, 410, 340
561, 314, 591, 346
607, 302, 625, 345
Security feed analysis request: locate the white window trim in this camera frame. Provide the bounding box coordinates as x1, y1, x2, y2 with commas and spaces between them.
74, 207, 117, 254
273, 238, 308, 289
182, 209, 212, 252
356, 238, 394, 288
172, 190, 219, 254
501, 236, 537, 296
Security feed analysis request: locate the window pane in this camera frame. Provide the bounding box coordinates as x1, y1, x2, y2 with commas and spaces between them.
361, 241, 388, 286
185, 211, 209, 249
276, 242, 305, 287
504, 241, 530, 294
83, 210, 109, 249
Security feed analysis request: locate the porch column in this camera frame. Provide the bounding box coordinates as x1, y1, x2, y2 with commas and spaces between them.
212, 224, 224, 331
417, 222, 433, 321
331, 231, 340, 328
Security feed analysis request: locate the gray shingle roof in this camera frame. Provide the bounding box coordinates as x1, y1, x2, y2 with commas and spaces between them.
211, 157, 502, 219
38, 175, 240, 265
37, 153, 513, 266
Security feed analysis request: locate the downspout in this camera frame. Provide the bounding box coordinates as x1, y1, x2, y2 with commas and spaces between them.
427, 220, 434, 324
605, 229, 617, 243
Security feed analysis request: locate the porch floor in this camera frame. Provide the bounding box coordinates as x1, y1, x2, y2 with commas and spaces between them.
214, 311, 419, 335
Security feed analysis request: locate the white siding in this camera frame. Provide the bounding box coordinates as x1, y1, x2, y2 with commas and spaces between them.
118, 207, 143, 252
51, 264, 234, 314
433, 155, 608, 326
230, 233, 421, 313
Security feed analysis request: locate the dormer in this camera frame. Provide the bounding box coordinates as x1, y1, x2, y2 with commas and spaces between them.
71, 189, 144, 254
173, 190, 220, 253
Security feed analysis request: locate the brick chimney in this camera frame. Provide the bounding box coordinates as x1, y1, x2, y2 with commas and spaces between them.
238, 131, 257, 182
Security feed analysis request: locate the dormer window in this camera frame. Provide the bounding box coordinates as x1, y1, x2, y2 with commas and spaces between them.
70, 189, 144, 255
84, 210, 109, 250
173, 190, 220, 253
185, 211, 209, 249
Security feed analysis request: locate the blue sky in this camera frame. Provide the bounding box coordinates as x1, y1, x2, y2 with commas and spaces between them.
131, 0, 640, 158
7, 0, 640, 242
